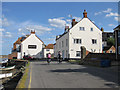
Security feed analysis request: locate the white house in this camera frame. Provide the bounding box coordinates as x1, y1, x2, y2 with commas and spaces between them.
9, 30, 45, 59
54, 10, 102, 59
43, 44, 54, 58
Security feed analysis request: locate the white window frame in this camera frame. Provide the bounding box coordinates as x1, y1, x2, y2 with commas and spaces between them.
76, 51, 81, 57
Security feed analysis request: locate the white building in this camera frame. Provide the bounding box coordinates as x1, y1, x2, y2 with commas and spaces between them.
43, 44, 54, 58
9, 30, 45, 59
54, 10, 102, 59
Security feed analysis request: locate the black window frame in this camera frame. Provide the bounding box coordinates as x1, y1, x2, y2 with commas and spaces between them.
28, 45, 37, 49
92, 39, 97, 44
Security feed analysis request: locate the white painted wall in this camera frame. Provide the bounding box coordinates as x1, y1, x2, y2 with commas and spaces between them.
17, 52, 21, 59
69, 18, 102, 59
43, 49, 54, 58
21, 33, 43, 58
55, 18, 102, 59
54, 44, 56, 57
55, 33, 69, 59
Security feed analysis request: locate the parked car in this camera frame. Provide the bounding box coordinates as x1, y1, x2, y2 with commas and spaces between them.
23, 55, 33, 60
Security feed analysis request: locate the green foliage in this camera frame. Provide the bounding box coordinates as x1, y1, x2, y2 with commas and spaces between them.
107, 37, 115, 46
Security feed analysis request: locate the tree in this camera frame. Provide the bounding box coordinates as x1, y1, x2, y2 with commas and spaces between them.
107, 37, 115, 46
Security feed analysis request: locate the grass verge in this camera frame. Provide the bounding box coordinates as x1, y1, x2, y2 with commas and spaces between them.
16, 61, 30, 88
68, 60, 81, 64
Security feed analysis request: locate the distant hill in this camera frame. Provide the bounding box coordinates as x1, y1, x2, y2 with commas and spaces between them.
0, 55, 8, 58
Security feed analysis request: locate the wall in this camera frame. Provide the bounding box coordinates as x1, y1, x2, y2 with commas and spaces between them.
54, 44, 57, 57
8, 52, 17, 59
21, 34, 43, 58
43, 49, 54, 58
69, 18, 102, 59
17, 52, 22, 59
84, 53, 116, 60
55, 33, 69, 59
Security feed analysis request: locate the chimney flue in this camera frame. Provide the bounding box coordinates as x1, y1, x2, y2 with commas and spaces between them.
83, 10, 87, 18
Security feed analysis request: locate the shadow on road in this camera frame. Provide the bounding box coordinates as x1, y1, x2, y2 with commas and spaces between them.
50, 66, 119, 87
34, 62, 69, 66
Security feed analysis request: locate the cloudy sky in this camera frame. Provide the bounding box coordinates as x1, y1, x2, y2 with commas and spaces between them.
0, 2, 119, 55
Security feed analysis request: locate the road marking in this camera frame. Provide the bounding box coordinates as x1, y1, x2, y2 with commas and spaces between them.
28, 63, 32, 89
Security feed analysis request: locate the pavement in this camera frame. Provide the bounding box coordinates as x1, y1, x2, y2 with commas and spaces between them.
26, 61, 119, 88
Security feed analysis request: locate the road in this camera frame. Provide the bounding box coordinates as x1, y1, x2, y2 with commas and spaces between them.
27, 61, 119, 88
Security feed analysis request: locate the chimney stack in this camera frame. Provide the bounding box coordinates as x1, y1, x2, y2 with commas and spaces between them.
83, 10, 87, 18
71, 19, 78, 27
65, 26, 69, 32
31, 30, 35, 34
101, 27, 104, 32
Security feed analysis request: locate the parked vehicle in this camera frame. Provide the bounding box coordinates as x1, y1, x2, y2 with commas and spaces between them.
23, 55, 33, 60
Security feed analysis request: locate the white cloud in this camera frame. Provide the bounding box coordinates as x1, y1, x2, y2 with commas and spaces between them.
103, 8, 112, 13
106, 12, 119, 17
108, 24, 115, 27
43, 37, 55, 42
0, 32, 3, 36
66, 19, 71, 23
114, 17, 120, 22
94, 8, 112, 16
0, 28, 5, 31
5, 32, 12, 37
18, 28, 22, 32
94, 12, 102, 16
21, 33, 26, 36
73, 16, 82, 21
26, 25, 52, 32
48, 18, 66, 28
68, 14, 72, 18
18, 22, 53, 35
0, 16, 10, 27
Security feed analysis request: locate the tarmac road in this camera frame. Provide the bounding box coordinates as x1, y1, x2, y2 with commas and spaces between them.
27, 61, 119, 88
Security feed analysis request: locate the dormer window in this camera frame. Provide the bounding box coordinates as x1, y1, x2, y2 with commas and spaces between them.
80, 27, 85, 31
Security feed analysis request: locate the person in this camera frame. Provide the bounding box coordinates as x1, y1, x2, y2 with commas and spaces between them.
57, 51, 62, 63
47, 53, 51, 64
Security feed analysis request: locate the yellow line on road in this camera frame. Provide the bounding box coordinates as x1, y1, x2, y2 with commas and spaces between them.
28, 63, 32, 89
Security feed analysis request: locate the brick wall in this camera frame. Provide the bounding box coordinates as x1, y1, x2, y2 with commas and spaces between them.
8, 52, 17, 59
84, 53, 116, 61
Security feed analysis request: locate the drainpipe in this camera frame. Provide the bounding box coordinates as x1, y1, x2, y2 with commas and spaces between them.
115, 30, 118, 60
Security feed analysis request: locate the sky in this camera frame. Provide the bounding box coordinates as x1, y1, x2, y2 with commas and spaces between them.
0, 2, 119, 55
